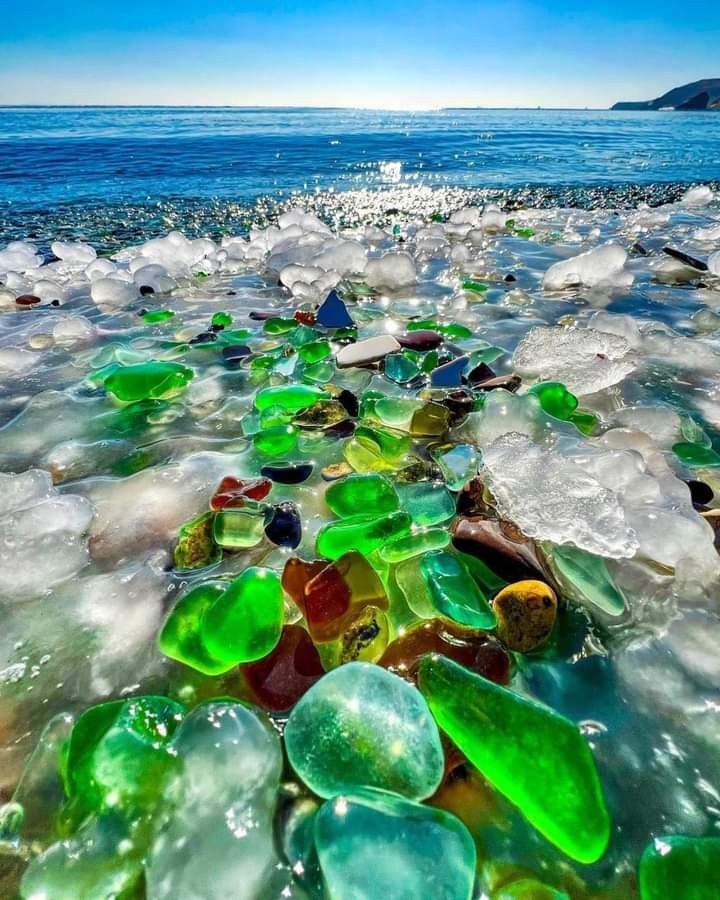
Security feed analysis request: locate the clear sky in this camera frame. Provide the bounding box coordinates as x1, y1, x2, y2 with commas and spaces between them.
1, 1, 718, 109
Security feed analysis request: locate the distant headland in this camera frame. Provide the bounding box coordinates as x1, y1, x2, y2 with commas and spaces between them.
612, 79, 720, 111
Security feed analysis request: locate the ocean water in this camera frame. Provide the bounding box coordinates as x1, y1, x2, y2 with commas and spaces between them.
2, 106, 720, 209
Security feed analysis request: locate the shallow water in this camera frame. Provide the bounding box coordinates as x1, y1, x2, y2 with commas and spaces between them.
1, 109, 720, 899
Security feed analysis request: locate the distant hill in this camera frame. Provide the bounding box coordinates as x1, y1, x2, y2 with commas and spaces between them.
612, 79, 720, 111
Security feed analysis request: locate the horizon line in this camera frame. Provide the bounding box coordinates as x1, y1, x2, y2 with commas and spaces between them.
1, 103, 616, 112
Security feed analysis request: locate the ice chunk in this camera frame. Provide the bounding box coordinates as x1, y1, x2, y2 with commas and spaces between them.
543, 243, 632, 290
50, 241, 97, 265
52, 315, 97, 347
709, 251, 720, 276
0, 347, 37, 377
146, 701, 292, 900
0, 493, 93, 599
482, 433, 639, 559
680, 185, 714, 208
0, 241, 42, 274
0, 469, 54, 517
90, 277, 138, 308
365, 252, 416, 290
132, 263, 176, 293
512, 325, 635, 395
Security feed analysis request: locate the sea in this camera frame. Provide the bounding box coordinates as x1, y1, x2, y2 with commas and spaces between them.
1, 106, 719, 247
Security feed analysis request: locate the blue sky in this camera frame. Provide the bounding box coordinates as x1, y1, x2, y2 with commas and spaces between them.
1, 1, 718, 108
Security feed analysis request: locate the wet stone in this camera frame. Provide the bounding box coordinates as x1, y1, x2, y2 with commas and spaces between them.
379, 618, 511, 686
492, 579, 558, 652
397, 329, 444, 351
260, 461, 314, 484
451, 516, 547, 582
336, 334, 401, 368
265, 501, 302, 549
173, 511, 221, 570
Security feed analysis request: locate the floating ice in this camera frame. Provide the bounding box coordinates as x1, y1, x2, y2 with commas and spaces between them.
512, 324, 636, 395
482, 433, 639, 559
543, 242, 632, 290
365, 251, 416, 290
50, 241, 97, 266
90, 276, 138, 308
680, 185, 715, 207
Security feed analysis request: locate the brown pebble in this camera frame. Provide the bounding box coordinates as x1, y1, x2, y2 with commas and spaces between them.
473, 372, 522, 393
493, 579, 557, 652
397, 329, 444, 351
321, 462, 353, 481
452, 514, 546, 582
15, 294, 41, 306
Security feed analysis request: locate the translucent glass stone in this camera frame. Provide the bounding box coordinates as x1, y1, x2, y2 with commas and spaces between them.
315, 788, 476, 900
325, 473, 400, 519
104, 361, 194, 402
418, 655, 611, 864
159, 582, 230, 675
638, 834, 720, 900
316, 511, 412, 559
255, 383, 329, 413
212, 506, 267, 549
421, 550, 496, 629
398, 481, 456, 527
285, 662, 444, 800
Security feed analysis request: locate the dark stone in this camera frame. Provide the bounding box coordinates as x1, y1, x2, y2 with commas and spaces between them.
663, 246, 708, 271
336, 389, 359, 418
222, 344, 252, 362
15, 294, 41, 306
325, 419, 356, 439
189, 331, 218, 344
687, 479, 714, 507
50, 299, 61, 307
397, 329, 443, 351
466, 362, 496, 384
452, 516, 547, 583
265, 502, 302, 549
504, 273, 517, 283
472, 372, 522, 393
260, 462, 314, 484
139, 285, 155, 296
437, 389, 475, 426
631, 242, 649, 256
316, 290, 354, 328
430, 355, 469, 388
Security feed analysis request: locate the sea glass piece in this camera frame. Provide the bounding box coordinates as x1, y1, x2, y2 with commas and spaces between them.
529, 381, 578, 420
410, 402, 451, 436
452, 516, 546, 582
673, 442, 720, 467
212, 506, 267, 549
418, 655, 611, 863
173, 511, 221, 570
211, 311, 232, 328
64, 695, 184, 817
379, 618, 511, 686
379, 528, 450, 563
316, 510, 412, 559
159, 581, 230, 675
494, 879, 568, 900
211, 475, 272, 508
384, 352, 421, 384
300, 551, 389, 643
398, 481, 455, 527
430, 355, 470, 388
104, 361, 194, 402
285, 662, 444, 800
142, 309, 175, 323
550, 544, 626, 616
298, 339, 331, 364
260, 461, 313, 484
421, 550, 496, 629
492, 579, 557, 651
314, 789, 476, 900
397, 329, 443, 350
431, 443, 478, 491
238, 624, 325, 712
316, 290, 354, 328
462, 278, 489, 293
255, 383, 329, 413
263, 316, 298, 335
253, 424, 298, 456
325, 473, 400, 518
201, 567, 284, 665
638, 834, 720, 900
264, 501, 302, 549
337, 605, 389, 663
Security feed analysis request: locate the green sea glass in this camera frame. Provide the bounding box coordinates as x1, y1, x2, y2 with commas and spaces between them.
263, 316, 298, 335
315, 788, 476, 900
325, 474, 400, 519
398, 481, 456, 527
420, 550, 496, 628
201, 567, 284, 665
63, 695, 184, 817
254, 424, 299, 456
285, 662, 444, 800
316, 511, 412, 559
213, 506, 267, 549
298, 339, 331, 364
379, 528, 450, 563
104, 361, 194, 402
142, 309, 175, 323
529, 382, 578, 420
158, 581, 229, 675
639, 835, 720, 900
385, 352, 421, 384
418, 655, 611, 864
255, 384, 329, 413
550, 544, 626, 616
211, 311, 232, 327
673, 442, 720, 467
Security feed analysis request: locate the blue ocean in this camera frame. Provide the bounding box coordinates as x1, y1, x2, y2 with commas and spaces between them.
1, 106, 719, 245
